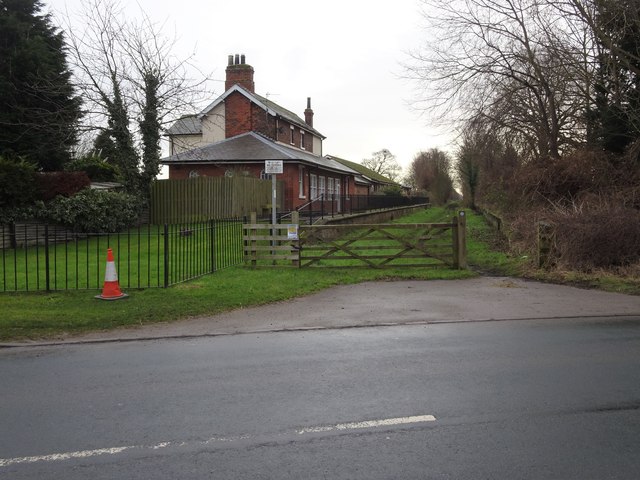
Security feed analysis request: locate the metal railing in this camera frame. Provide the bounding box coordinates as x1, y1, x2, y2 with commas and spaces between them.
294, 194, 429, 224
0, 218, 244, 293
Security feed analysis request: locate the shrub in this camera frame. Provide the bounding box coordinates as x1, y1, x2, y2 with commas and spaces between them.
550, 205, 640, 270
36, 171, 91, 201
45, 188, 140, 233
0, 156, 38, 208
65, 155, 120, 182
382, 185, 403, 196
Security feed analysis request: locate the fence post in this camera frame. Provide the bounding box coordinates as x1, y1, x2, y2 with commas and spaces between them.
210, 219, 216, 273
250, 212, 257, 267
453, 211, 467, 269
292, 211, 300, 267
163, 224, 169, 288
44, 224, 50, 292
537, 221, 553, 268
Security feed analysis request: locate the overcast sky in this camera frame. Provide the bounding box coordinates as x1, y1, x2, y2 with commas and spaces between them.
48, 0, 452, 175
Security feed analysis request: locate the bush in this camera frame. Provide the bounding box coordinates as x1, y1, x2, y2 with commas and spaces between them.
45, 188, 140, 233
36, 171, 91, 201
65, 155, 120, 182
0, 156, 38, 208
382, 185, 403, 196
550, 205, 640, 270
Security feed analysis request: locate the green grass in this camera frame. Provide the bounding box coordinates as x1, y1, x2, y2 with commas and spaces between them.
0, 207, 533, 342
1, 222, 242, 291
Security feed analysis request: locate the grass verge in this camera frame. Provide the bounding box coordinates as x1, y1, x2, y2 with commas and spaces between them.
8, 205, 627, 342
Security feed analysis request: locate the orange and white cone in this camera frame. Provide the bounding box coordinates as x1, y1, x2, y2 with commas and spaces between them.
95, 248, 128, 300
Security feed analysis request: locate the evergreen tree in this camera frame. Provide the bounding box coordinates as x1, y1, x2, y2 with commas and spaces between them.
0, 0, 82, 171
589, 0, 640, 154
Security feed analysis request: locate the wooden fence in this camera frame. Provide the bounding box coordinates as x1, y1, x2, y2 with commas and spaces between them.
243, 211, 467, 269
150, 176, 283, 225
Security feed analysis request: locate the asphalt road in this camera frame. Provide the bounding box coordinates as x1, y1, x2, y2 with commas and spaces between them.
2, 316, 640, 479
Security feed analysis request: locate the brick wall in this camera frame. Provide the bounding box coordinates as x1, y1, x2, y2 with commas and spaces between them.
225, 92, 253, 138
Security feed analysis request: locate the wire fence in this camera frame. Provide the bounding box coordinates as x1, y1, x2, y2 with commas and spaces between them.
0, 218, 244, 293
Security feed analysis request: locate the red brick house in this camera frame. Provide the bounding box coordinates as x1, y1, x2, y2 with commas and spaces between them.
162, 54, 362, 212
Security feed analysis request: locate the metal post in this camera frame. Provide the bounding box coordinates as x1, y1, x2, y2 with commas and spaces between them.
163, 224, 169, 288
214, 219, 216, 272
44, 224, 50, 292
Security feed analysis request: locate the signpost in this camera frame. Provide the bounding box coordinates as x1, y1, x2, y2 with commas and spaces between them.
265, 161, 283, 262
265, 160, 283, 226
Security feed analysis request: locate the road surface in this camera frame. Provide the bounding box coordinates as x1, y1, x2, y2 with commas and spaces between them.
2, 316, 640, 479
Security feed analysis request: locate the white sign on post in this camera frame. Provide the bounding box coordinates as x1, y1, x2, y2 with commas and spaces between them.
265, 160, 283, 174
265, 161, 282, 229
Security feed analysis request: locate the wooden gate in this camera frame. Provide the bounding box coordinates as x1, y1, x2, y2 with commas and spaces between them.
243, 211, 467, 269
298, 212, 466, 269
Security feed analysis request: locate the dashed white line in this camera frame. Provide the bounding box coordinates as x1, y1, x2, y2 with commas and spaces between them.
0, 414, 436, 468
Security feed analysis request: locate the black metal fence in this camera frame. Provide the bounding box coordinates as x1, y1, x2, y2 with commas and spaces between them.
0, 218, 244, 293
294, 194, 429, 224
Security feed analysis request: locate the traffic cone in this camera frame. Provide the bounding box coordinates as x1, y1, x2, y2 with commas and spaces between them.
95, 248, 128, 300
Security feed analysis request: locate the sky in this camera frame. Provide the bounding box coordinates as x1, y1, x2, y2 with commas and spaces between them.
47, 0, 452, 176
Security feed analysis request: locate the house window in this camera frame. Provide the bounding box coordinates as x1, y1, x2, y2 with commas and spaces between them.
327, 178, 334, 199
319, 176, 326, 199
310, 174, 318, 200
300, 131, 305, 150
290, 126, 295, 145
260, 170, 271, 180
189, 170, 199, 178
298, 166, 305, 199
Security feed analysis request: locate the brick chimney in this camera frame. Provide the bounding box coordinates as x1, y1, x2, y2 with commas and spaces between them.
225, 54, 255, 93
304, 97, 314, 127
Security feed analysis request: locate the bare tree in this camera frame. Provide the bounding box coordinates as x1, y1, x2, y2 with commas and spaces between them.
361, 149, 402, 181
63, 0, 211, 194
409, 149, 454, 205
407, 0, 597, 159
455, 118, 520, 209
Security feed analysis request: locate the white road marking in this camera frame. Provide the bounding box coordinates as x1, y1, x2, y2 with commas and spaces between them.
0, 447, 133, 467
0, 414, 436, 468
296, 414, 436, 434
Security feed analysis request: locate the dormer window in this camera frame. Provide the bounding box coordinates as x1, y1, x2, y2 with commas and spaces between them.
300, 131, 305, 150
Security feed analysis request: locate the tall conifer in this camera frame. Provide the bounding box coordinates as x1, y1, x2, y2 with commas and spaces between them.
0, 0, 82, 171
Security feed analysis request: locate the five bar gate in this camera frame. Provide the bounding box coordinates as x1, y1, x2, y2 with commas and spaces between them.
243, 211, 467, 269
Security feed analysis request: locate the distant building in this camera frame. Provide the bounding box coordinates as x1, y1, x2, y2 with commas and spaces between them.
162, 54, 361, 211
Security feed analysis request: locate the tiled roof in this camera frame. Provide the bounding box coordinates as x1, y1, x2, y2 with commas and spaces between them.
197, 85, 325, 139
166, 115, 201, 135
161, 132, 358, 176
327, 155, 398, 185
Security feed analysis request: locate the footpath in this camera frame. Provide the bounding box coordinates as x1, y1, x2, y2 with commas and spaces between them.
4, 276, 640, 347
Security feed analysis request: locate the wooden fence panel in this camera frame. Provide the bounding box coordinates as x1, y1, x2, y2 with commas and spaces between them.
150, 176, 283, 224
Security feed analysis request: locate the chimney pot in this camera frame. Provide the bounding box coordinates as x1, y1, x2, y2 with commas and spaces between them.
225, 54, 255, 92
